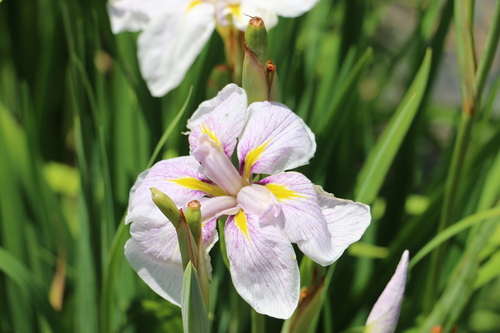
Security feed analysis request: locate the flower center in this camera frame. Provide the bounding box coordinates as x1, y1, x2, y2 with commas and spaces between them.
192, 134, 244, 196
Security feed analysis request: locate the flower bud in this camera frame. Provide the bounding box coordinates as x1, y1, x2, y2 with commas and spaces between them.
245, 16, 268, 66
207, 64, 232, 98
243, 17, 282, 103
150, 187, 180, 227
185, 200, 202, 247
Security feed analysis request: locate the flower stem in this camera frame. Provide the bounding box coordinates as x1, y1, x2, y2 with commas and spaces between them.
425, 0, 476, 313
251, 308, 265, 333
474, 0, 500, 103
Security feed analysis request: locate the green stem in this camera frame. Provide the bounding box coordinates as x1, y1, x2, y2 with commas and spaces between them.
425, 0, 476, 313
474, 0, 500, 103
251, 308, 265, 333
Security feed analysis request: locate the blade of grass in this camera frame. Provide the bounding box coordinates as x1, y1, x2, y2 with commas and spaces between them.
354, 49, 432, 204
426, 0, 478, 311
410, 206, 500, 268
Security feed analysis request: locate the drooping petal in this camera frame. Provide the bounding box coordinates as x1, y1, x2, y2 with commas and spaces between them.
201, 218, 219, 252
127, 156, 220, 226
225, 211, 300, 319
249, 0, 321, 18
237, 102, 316, 180
107, 0, 185, 33
125, 238, 183, 306
137, 2, 215, 97
259, 172, 338, 265
192, 135, 245, 196
187, 84, 247, 158
125, 212, 218, 307
365, 251, 409, 333
315, 186, 371, 264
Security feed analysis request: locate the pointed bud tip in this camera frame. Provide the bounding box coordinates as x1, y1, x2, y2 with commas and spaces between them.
249, 16, 265, 28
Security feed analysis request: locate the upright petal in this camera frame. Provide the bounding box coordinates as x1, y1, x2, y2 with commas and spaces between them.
260, 172, 337, 265
225, 211, 300, 319
127, 156, 217, 227
316, 186, 371, 264
137, 2, 215, 97
238, 102, 316, 180
365, 251, 409, 333
216, 2, 278, 30
107, 0, 185, 33
249, 0, 320, 18
187, 84, 248, 158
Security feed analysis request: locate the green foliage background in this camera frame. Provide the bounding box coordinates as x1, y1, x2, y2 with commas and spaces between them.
0, 0, 499, 332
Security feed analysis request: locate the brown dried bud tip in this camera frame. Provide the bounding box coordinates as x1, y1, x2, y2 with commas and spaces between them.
187, 200, 201, 209
431, 325, 443, 333
266, 60, 276, 73
299, 286, 309, 300
249, 16, 264, 27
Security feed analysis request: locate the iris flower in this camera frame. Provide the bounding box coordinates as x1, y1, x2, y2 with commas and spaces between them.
365, 250, 410, 333
107, 0, 320, 97
125, 84, 371, 318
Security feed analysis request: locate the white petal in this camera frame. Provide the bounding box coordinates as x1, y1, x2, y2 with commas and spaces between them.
237, 102, 316, 178
125, 209, 218, 306
107, 0, 186, 33
260, 173, 338, 265
137, 3, 215, 97
187, 84, 247, 158
217, 2, 278, 30
315, 186, 371, 264
225, 212, 300, 319
366, 251, 409, 333
127, 157, 211, 227
125, 225, 183, 305
249, 0, 320, 18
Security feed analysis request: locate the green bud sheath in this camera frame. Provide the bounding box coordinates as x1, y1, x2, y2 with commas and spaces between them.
150, 187, 180, 227
177, 210, 198, 271
244, 16, 268, 66
242, 43, 268, 104
185, 200, 202, 248
266, 60, 282, 102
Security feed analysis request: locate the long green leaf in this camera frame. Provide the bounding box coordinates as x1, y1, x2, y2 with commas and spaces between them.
354, 49, 432, 204
410, 206, 500, 268
182, 262, 209, 333
0, 247, 60, 331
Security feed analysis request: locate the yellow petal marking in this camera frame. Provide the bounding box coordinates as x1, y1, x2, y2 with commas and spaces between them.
234, 209, 250, 241
227, 4, 241, 18
169, 177, 226, 197
187, 1, 203, 11
201, 123, 222, 148
243, 140, 270, 182
265, 183, 305, 203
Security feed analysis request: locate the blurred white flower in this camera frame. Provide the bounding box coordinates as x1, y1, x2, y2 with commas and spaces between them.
107, 0, 320, 97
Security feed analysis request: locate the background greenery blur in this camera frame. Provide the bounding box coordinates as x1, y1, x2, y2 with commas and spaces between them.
1, 0, 499, 332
